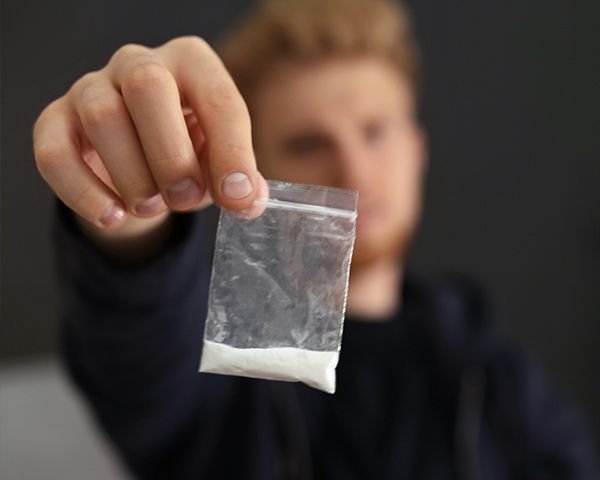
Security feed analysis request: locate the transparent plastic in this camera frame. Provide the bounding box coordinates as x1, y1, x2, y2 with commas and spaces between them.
199, 180, 358, 393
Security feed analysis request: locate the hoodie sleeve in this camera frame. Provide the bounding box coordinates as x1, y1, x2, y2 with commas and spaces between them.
54, 204, 234, 479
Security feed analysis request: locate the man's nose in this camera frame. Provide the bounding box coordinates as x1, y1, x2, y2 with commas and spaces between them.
333, 140, 374, 192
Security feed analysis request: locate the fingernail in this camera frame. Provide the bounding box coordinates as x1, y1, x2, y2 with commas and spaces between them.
135, 193, 166, 216
99, 203, 126, 228
222, 172, 253, 200
167, 178, 201, 205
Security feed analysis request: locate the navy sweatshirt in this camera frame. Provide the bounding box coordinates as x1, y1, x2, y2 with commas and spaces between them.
55, 206, 599, 479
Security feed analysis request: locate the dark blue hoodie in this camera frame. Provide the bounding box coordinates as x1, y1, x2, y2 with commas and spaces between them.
55, 206, 598, 479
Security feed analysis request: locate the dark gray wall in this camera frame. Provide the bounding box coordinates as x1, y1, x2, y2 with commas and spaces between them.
2, 0, 599, 451
408, 1, 600, 450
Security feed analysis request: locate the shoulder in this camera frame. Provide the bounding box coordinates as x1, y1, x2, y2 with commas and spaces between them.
405, 272, 600, 476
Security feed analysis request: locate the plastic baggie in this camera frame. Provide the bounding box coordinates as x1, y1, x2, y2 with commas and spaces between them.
199, 180, 358, 393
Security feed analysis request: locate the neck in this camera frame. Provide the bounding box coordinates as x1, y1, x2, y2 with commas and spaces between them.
346, 258, 403, 321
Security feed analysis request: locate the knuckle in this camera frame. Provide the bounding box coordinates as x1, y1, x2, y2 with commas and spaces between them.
80, 95, 124, 130
207, 142, 253, 175
70, 183, 96, 213
206, 83, 246, 112
168, 35, 211, 54
111, 43, 151, 64
152, 151, 191, 170
33, 98, 61, 136
71, 71, 101, 95
122, 62, 171, 96
220, 141, 253, 162
35, 141, 69, 176
120, 177, 158, 200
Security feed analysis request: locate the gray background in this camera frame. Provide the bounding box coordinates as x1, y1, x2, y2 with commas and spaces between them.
2, 0, 599, 458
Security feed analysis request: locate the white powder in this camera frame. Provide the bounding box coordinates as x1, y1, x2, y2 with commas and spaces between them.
199, 340, 339, 394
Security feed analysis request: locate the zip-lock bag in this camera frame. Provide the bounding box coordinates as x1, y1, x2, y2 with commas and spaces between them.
199, 180, 358, 393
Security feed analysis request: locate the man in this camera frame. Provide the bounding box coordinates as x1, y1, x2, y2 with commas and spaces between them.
34, 0, 597, 478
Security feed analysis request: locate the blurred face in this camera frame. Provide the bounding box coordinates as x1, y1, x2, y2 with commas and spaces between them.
250, 57, 427, 268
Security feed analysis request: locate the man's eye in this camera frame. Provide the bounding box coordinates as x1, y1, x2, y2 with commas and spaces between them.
285, 136, 328, 157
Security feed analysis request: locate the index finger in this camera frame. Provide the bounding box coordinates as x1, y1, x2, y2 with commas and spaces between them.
160, 37, 264, 211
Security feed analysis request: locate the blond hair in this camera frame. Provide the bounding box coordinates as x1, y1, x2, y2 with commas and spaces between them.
217, 0, 421, 101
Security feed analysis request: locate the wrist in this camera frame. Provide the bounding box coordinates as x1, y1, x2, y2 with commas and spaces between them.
75, 210, 174, 266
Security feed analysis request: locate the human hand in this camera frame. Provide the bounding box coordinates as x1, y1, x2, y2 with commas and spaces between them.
34, 36, 266, 238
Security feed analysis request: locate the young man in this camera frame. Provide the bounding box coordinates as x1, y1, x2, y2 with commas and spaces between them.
34, 0, 597, 478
